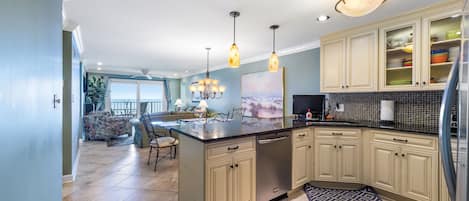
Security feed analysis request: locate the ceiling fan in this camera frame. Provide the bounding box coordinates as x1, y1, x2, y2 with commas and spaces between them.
130, 69, 153, 80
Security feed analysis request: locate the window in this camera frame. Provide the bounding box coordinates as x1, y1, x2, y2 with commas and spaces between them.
109, 79, 166, 117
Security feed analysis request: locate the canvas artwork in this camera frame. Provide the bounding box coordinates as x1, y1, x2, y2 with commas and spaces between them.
241, 69, 284, 118
191, 82, 201, 103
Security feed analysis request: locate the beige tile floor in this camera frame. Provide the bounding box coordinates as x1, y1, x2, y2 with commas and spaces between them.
62, 141, 309, 201
62, 141, 178, 201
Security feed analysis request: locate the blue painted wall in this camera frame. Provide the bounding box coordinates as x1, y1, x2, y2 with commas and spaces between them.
181, 48, 321, 115
0, 0, 63, 200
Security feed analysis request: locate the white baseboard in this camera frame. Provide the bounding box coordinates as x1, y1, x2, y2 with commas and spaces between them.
63, 143, 81, 184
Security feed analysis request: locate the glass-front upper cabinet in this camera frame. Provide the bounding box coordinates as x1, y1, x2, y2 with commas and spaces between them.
422, 13, 463, 89
380, 20, 420, 91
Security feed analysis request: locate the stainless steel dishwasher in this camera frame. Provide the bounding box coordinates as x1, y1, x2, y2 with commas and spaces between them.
256, 131, 292, 201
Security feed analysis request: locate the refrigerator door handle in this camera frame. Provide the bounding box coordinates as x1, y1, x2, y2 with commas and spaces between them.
439, 56, 459, 201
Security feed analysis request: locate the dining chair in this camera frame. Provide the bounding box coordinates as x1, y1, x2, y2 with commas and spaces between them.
141, 114, 179, 171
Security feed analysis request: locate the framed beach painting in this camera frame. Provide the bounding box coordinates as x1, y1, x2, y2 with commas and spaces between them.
241, 68, 284, 118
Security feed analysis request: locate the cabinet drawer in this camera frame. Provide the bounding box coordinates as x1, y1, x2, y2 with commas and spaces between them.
372, 131, 437, 150
293, 128, 313, 142
315, 128, 361, 139
206, 137, 255, 159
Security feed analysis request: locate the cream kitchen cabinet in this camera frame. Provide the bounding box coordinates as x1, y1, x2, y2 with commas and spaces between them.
292, 128, 314, 189
379, 19, 422, 91
314, 128, 362, 183
205, 137, 256, 201
320, 30, 378, 93
369, 130, 438, 201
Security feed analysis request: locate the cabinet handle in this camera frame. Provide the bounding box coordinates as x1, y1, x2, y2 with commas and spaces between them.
227, 146, 239, 151
299, 134, 306, 137
392, 138, 408, 143
332, 132, 343, 136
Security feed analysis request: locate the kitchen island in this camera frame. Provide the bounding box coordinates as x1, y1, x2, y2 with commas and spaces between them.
169, 117, 441, 201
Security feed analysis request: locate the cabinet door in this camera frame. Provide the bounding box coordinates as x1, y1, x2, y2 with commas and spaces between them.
233, 151, 256, 201
337, 139, 361, 183
292, 142, 312, 188
379, 20, 421, 91
206, 157, 234, 201
422, 12, 462, 90
400, 147, 438, 201
314, 138, 337, 181
370, 142, 400, 193
320, 39, 346, 92
346, 30, 378, 92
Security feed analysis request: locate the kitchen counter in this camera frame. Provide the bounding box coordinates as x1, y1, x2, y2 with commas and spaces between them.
169, 117, 439, 143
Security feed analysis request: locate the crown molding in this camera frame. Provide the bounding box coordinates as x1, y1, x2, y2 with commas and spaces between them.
63, 19, 84, 56
184, 40, 320, 78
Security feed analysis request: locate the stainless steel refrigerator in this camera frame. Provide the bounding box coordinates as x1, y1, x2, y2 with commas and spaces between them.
440, 1, 469, 201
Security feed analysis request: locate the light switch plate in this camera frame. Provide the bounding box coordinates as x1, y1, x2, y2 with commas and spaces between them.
336, 104, 344, 112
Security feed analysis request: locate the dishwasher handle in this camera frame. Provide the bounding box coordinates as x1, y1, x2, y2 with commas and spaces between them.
257, 136, 288, 144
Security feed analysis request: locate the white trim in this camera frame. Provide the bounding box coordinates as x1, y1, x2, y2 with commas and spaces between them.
63, 142, 81, 184
184, 40, 321, 77
62, 174, 73, 184
63, 20, 84, 56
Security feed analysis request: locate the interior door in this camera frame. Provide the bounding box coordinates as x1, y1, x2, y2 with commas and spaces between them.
346, 30, 378, 91
314, 138, 338, 181
370, 142, 401, 193
337, 139, 361, 183
401, 147, 438, 201
0, 1, 63, 201
320, 39, 346, 92
206, 157, 233, 201
233, 151, 255, 201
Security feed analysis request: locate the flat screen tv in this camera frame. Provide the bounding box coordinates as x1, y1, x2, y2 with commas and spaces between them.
293, 95, 325, 115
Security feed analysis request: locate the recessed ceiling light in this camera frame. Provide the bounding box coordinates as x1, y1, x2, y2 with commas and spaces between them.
173, 73, 178, 76
317, 15, 330, 22
97, 67, 102, 71
97, 62, 103, 66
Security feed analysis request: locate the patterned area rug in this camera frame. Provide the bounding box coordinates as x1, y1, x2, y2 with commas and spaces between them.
107, 136, 134, 147
303, 183, 382, 201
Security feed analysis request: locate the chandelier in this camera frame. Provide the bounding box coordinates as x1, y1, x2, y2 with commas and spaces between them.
190, 48, 226, 100
335, 0, 385, 17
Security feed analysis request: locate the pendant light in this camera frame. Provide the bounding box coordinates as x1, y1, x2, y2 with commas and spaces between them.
190, 48, 226, 100
268, 25, 280, 72
228, 11, 240, 68
335, 0, 385, 17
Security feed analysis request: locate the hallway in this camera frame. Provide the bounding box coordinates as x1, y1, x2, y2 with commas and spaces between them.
62, 142, 178, 201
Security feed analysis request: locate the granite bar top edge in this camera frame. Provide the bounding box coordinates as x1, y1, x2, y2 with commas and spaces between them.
169, 118, 440, 143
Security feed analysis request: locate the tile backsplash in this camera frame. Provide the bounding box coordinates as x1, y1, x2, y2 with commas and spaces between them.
327, 91, 443, 126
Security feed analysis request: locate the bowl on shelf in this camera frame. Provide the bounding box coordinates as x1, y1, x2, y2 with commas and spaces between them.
387, 58, 403, 67
431, 49, 449, 64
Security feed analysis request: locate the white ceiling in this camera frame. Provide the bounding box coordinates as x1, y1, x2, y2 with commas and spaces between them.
64, 0, 447, 78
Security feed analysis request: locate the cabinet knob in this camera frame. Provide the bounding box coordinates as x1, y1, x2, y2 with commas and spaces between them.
230, 165, 234, 169
235, 164, 239, 168
345, 85, 349, 88
341, 85, 345, 89
422, 81, 427, 85
334, 145, 337, 149
395, 153, 398, 156
401, 153, 406, 157
415, 82, 419, 86
339, 145, 342, 149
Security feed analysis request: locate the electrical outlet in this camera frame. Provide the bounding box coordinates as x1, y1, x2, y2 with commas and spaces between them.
336, 104, 344, 112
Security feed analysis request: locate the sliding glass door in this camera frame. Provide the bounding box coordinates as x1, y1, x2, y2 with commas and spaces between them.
109, 79, 166, 117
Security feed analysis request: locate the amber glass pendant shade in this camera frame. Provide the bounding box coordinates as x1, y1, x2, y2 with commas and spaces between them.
268, 52, 279, 72
229, 43, 240, 68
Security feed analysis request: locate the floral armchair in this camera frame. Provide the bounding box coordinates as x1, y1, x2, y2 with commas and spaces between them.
83, 111, 132, 141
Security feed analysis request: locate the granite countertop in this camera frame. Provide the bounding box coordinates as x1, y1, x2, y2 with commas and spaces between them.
168, 117, 440, 143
